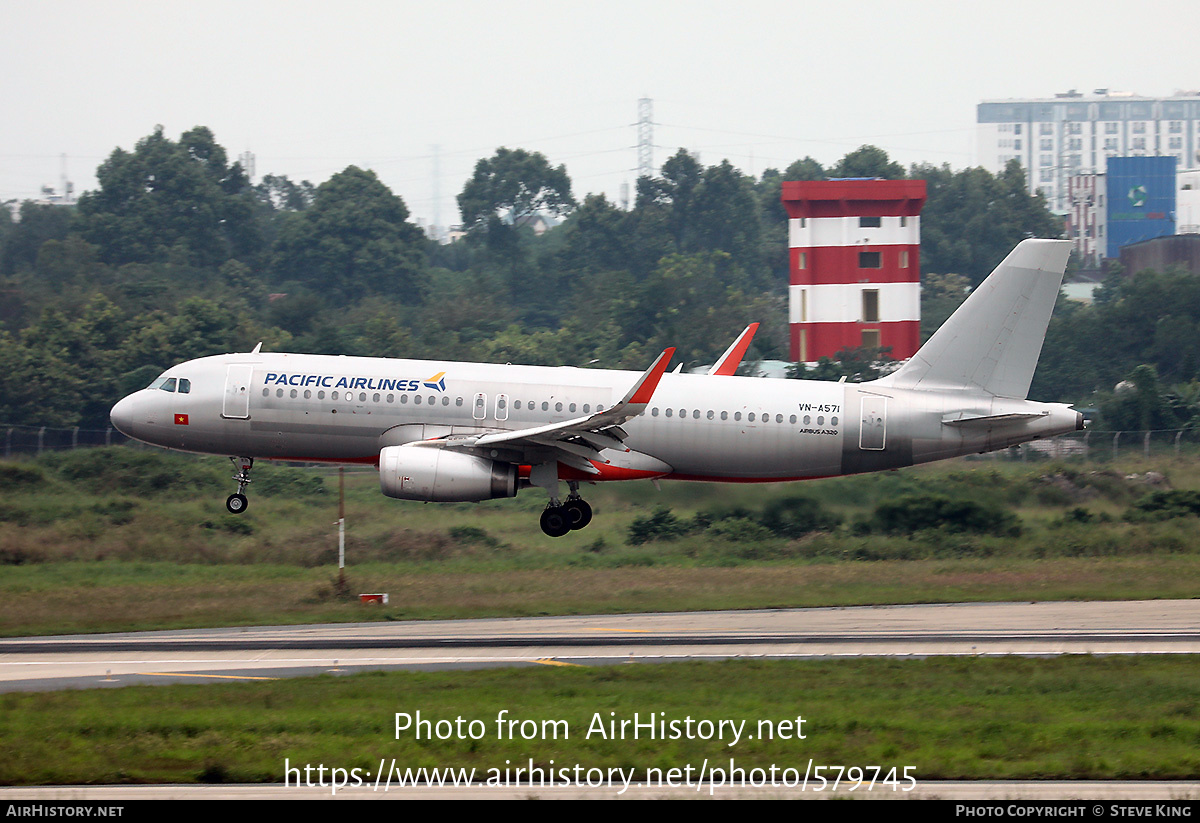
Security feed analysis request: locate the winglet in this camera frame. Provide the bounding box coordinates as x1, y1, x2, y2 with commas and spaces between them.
624, 347, 675, 406
709, 323, 759, 376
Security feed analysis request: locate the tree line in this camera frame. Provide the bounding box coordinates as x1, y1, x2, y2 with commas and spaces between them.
5, 124, 1174, 433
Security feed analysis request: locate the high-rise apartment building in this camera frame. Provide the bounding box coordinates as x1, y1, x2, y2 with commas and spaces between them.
977, 90, 1200, 212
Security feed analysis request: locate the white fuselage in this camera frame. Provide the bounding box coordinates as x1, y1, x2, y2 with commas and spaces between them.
110, 351, 1082, 483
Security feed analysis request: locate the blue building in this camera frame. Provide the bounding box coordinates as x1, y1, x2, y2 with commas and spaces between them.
1107, 156, 1177, 259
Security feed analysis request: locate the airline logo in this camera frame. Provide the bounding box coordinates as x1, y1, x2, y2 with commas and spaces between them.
263, 372, 449, 393
174, 414, 189, 425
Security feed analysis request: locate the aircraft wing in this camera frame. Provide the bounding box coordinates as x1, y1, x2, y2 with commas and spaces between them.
709, 323, 759, 376
438, 348, 675, 473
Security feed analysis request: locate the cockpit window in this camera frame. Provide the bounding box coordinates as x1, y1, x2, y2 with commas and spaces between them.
147, 374, 189, 392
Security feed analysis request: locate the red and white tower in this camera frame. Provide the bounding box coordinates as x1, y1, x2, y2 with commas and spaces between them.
782, 179, 927, 363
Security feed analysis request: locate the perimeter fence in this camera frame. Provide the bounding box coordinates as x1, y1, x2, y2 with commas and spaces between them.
3, 423, 133, 458
4, 422, 1200, 464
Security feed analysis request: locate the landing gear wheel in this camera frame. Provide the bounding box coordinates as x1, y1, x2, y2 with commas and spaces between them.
539, 506, 572, 538
564, 498, 592, 530
227, 457, 253, 514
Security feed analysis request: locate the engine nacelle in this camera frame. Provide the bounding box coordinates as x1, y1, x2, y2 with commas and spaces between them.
379, 445, 518, 502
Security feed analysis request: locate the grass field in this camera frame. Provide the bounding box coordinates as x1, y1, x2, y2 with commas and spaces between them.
2, 448, 1199, 787
1, 447, 1199, 635
0, 656, 1197, 786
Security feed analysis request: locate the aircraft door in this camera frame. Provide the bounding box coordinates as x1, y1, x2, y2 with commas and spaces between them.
495, 393, 509, 421
859, 396, 887, 450
222, 365, 253, 419
473, 393, 487, 421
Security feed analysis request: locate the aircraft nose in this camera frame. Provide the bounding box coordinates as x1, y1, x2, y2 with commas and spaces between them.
110, 394, 136, 436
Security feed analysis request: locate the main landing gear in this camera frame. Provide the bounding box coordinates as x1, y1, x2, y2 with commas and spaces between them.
539, 481, 593, 538
226, 456, 253, 514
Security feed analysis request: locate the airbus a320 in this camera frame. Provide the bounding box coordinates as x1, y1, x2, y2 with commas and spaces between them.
110, 239, 1083, 537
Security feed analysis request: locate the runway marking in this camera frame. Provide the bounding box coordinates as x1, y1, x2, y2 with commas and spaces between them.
532, 659, 584, 667
134, 672, 279, 681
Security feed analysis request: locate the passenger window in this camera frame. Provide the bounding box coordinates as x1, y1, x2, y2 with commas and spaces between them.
651, 408, 659, 417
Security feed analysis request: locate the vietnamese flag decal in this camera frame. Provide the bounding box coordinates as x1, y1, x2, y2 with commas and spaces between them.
174, 413, 189, 425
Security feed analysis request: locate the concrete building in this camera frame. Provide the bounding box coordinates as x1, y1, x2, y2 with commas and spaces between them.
781, 179, 926, 363
977, 90, 1200, 212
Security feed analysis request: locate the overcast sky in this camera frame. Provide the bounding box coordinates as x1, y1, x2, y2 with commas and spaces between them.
4, 0, 1199, 229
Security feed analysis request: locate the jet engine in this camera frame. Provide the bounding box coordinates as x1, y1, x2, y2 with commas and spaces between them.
379, 445, 518, 502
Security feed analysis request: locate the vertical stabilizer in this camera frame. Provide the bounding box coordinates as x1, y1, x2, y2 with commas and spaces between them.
878, 239, 1071, 399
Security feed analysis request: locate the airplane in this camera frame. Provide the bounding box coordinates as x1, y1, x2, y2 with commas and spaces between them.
110, 239, 1083, 537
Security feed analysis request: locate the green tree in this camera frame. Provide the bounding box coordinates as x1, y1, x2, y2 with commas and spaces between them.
0, 201, 73, 275
916, 160, 1061, 285
1100, 365, 1178, 431
75, 126, 260, 267
269, 166, 427, 302
457, 147, 575, 229
828, 145, 905, 179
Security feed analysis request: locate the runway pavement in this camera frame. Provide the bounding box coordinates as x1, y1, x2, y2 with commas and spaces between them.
1, 599, 1197, 691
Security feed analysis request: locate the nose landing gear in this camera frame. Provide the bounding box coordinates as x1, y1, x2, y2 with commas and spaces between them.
226, 457, 253, 514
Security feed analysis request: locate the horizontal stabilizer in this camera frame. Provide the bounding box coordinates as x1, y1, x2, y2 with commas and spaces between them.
942, 412, 1045, 427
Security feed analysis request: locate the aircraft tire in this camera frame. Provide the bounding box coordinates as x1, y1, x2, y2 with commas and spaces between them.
226, 493, 249, 514
539, 506, 571, 538
564, 499, 592, 530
